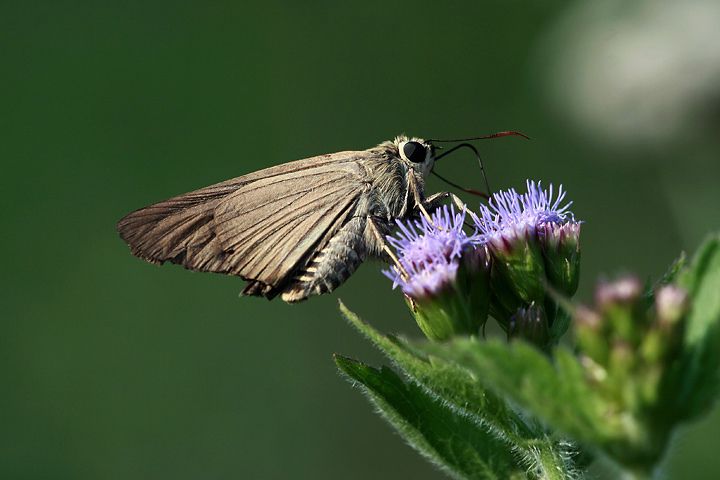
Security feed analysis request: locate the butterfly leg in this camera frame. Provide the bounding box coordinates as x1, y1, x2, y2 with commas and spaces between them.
367, 216, 417, 311
422, 192, 481, 230
406, 173, 435, 224
367, 216, 409, 280
408, 176, 471, 226
447, 191, 484, 227
424, 191, 468, 212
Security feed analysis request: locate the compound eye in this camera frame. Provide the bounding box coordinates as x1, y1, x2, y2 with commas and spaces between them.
403, 141, 426, 163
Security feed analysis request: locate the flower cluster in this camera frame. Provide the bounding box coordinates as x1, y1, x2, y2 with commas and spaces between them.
573, 276, 692, 466
385, 180, 581, 344
476, 181, 581, 335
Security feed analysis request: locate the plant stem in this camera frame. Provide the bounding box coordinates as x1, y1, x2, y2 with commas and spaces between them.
532, 442, 575, 480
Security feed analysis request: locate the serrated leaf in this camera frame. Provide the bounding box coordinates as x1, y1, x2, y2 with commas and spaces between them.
339, 301, 511, 428
339, 301, 544, 443
338, 301, 576, 479
676, 235, 720, 418
335, 355, 521, 480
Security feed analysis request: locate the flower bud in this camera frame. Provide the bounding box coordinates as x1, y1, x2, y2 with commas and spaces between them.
508, 303, 550, 347
487, 225, 546, 310
640, 285, 689, 365
654, 285, 689, 327
595, 276, 644, 344
457, 245, 491, 329
575, 305, 608, 365
538, 221, 581, 297
595, 276, 643, 309
410, 279, 475, 341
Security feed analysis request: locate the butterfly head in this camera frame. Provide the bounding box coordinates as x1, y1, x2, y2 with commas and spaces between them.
394, 136, 435, 176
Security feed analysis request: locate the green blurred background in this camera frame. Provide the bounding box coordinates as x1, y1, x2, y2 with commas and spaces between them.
3, 1, 719, 478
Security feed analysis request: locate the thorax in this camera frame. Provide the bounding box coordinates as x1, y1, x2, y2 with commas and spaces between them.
362, 157, 425, 221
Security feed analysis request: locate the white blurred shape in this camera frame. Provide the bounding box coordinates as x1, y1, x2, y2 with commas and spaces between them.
541, 0, 720, 148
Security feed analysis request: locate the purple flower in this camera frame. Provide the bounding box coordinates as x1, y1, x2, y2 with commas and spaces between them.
473, 180, 576, 250
384, 205, 490, 341
383, 205, 478, 298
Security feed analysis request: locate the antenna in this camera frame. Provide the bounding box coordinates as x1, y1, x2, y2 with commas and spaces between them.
433, 143, 491, 196
428, 130, 530, 143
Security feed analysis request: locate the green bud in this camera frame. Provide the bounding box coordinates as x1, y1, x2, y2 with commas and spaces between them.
410, 287, 474, 342
508, 303, 550, 348
409, 246, 491, 342
538, 222, 581, 296
457, 245, 491, 329
575, 306, 608, 365
595, 276, 644, 344
640, 285, 689, 365
487, 226, 547, 328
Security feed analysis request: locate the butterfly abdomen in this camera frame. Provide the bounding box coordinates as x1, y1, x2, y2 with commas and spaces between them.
278, 217, 369, 302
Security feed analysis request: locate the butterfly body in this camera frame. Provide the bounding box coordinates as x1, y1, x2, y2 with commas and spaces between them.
117, 135, 438, 302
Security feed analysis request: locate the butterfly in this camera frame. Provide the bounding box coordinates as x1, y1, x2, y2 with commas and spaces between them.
117, 132, 523, 302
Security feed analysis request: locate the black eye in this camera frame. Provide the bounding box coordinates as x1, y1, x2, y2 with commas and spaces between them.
403, 141, 426, 163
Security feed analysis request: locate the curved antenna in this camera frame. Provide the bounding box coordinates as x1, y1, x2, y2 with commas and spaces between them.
428, 130, 530, 143
433, 142, 491, 196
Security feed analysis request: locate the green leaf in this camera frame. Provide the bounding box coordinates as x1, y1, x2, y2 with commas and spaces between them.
676, 234, 720, 419
657, 251, 687, 287
641, 250, 687, 306
335, 355, 522, 480
416, 338, 617, 447
339, 301, 540, 443
338, 301, 577, 479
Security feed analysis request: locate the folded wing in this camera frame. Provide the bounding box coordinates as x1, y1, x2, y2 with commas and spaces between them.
117, 152, 367, 299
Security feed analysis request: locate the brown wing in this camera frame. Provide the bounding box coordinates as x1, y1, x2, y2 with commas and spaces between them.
117, 152, 368, 299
